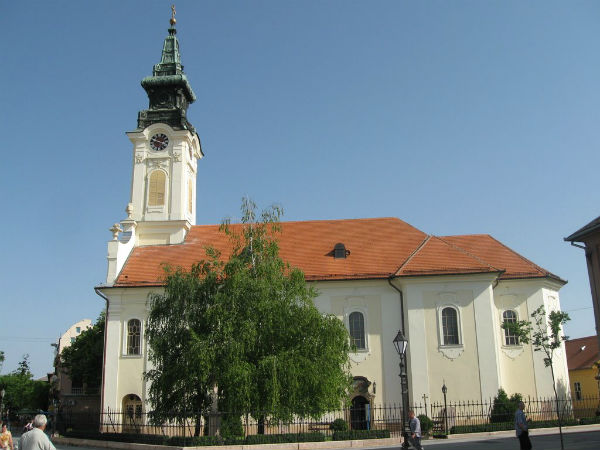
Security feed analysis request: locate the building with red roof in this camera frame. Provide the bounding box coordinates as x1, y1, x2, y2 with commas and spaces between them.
97, 17, 571, 424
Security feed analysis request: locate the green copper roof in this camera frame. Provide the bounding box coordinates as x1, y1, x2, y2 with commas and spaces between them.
137, 23, 197, 132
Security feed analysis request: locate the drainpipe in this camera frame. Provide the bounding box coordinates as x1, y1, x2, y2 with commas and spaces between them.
388, 277, 405, 334
95, 287, 110, 416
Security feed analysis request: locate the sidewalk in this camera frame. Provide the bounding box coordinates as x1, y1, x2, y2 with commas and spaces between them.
52, 423, 600, 450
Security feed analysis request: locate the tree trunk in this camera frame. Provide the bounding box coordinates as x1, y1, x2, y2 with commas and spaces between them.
550, 363, 564, 450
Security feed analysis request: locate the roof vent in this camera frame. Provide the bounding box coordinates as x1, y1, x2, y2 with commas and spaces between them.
580, 345, 586, 352
333, 243, 350, 259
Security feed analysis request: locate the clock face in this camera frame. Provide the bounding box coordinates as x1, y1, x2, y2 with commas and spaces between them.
150, 133, 169, 151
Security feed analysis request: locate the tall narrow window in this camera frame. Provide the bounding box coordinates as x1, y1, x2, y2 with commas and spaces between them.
349, 312, 366, 350
441, 307, 459, 345
188, 178, 193, 214
574, 382, 582, 400
127, 319, 141, 355
148, 171, 166, 206
502, 310, 519, 346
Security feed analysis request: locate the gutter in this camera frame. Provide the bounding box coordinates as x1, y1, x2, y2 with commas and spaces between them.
94, 287, 110, 416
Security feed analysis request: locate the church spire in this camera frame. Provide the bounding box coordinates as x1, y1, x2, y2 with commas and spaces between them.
137, 5, 197, 132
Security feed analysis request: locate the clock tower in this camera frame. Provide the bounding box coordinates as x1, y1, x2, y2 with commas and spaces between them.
106, 11, 203, 283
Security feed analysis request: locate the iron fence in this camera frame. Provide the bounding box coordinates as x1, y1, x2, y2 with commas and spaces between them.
56, 395, 600, 442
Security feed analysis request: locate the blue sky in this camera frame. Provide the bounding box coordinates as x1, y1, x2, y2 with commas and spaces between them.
1, 1, 599, 378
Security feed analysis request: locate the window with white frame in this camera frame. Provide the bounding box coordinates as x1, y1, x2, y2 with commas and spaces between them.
502, 310, 519, 346
441, 307, 460, 345
127, 319, 142, 355
349, 311, 366, 350
574, 382, 582, 400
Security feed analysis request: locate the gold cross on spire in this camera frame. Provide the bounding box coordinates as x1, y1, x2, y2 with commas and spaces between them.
170, 5, 177, 26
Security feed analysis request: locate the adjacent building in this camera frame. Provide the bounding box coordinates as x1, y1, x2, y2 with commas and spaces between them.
565, 336, 600, 417
565, 216, 600, 350
97, 16, 571, 425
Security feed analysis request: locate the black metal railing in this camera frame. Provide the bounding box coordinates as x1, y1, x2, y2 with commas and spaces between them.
56, 395, 600, 443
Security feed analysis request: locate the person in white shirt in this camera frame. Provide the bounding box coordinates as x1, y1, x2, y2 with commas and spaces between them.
20, 415, 56, 450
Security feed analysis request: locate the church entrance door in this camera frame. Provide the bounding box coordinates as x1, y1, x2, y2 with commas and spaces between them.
350, 395, 369, 430
122, 394, 143, 433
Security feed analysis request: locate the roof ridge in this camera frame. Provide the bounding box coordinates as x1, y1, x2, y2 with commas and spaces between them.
395, 236, 431, 275
436, 235, 501, 272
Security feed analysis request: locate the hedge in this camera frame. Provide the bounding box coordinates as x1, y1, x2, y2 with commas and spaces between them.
332, 429, 390, 440
450, 418, 580, 434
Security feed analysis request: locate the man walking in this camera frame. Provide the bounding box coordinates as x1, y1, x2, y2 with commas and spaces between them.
407, 410, 424, 450
20, 415, 56, 450
515, 401, 532, 450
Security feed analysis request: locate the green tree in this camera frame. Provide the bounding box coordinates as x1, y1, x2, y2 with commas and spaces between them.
145, 199, 352, 434
490, 388, 522, 423
502, 305, 570, 450
0, 354, 49, 413
60, 314, 105, 389
0, 351, 5, 373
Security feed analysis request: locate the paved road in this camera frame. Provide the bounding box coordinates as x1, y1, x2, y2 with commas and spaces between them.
374, 430, 600, 450
45, 430, 600, 450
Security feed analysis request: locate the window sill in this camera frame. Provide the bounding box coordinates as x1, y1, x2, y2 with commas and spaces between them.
121, 354, 143, 359
438, 345, 464, 360
501, 345, 524, 360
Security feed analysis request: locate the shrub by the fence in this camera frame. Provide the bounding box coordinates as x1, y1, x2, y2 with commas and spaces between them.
418, 415, 433, 434
329, 418, 348, 431
245, 432, 325, 445
332, 429, 390, 440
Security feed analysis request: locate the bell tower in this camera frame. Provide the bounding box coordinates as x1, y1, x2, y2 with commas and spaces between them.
106, 8, 203, 283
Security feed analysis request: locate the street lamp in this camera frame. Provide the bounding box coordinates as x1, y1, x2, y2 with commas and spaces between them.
442, 383, 448, 435
393, 330, 410, 449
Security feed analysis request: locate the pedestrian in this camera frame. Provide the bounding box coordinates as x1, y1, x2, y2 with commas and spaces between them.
407, 410, 424, 450
515, 401, 532, 450
19, 415, 55, 450
0, 424, 13, 450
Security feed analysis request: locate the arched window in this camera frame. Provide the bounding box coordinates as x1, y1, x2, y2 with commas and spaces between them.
349, 312, 366, 350
441, 307, 459, 345
148, 171, 166, 206
127, 319, 141, 355
503, 310, 519, 346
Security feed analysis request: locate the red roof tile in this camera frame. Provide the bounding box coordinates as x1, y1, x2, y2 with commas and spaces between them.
565, 336, 600, 371
440, 234, 564, 281
113, 218, 563, 286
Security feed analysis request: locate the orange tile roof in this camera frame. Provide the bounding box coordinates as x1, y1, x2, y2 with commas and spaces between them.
114, 217, 564, 286
565, 336, 600, 371
440, 234, 563, 281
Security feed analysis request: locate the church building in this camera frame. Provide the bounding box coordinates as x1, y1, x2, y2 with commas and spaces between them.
97, 16, 570, 421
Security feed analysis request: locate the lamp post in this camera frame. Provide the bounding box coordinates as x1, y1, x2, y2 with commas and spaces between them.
442, 383, 448, 435
393, 330, 410, 449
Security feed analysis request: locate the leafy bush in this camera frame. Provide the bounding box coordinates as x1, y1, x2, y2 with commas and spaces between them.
418, 415, 433, 434
330, 418, 348, 431
245, 433, 325, 445
220, 414, 244, 438
332, 429, 390, 440
490, 388, 522, 423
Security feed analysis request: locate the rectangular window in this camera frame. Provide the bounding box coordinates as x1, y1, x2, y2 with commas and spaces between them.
574, 382, 582, 400
76, 327, 81, 333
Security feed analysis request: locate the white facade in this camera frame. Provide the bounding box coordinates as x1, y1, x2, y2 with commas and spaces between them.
99, 275, 569, 412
